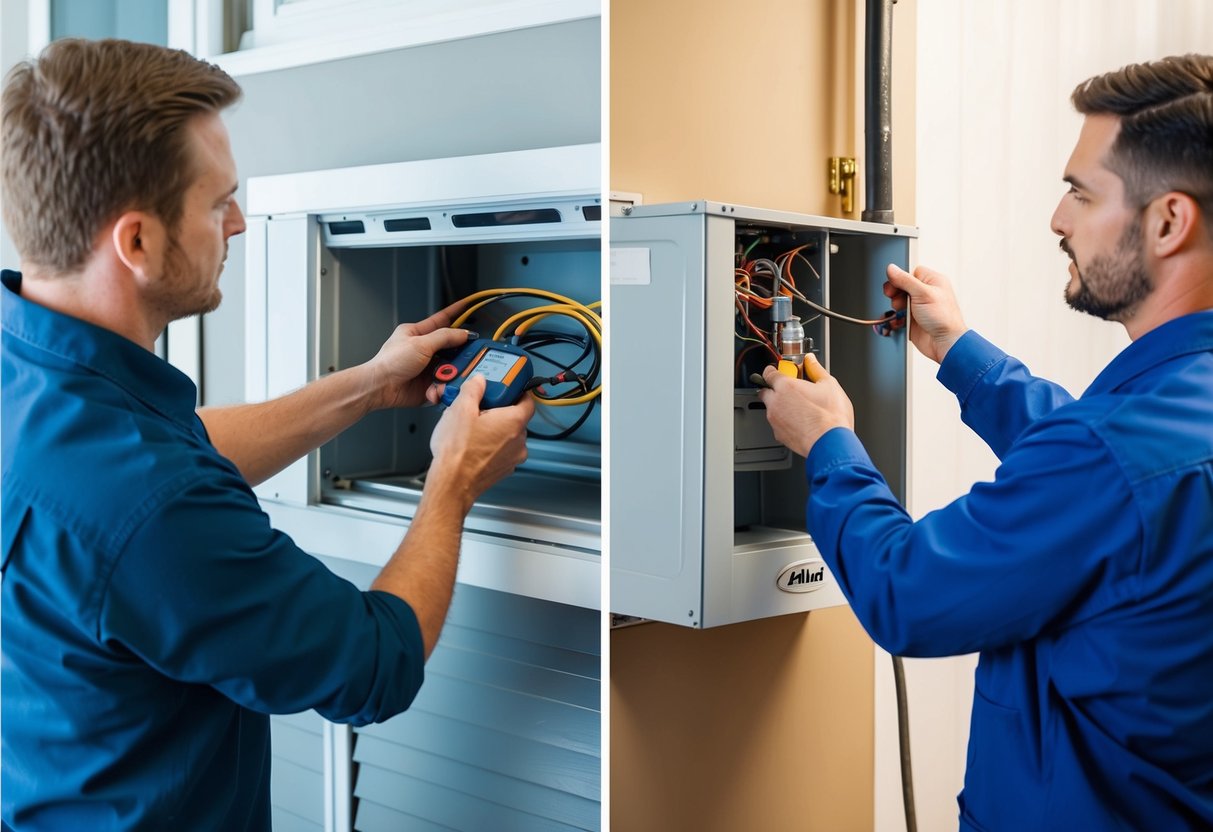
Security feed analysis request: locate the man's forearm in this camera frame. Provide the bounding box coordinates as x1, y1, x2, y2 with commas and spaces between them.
198, 365, 379, 486
366, 376, 531, 657
370, 466, 472, 658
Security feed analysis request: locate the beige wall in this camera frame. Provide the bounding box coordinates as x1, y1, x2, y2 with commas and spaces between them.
611, 613, 875, 832
611, 0, 858, 216
609, 1, 908, 829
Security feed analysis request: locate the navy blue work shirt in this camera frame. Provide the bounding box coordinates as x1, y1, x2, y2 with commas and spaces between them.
806, 316, 1213, 830
1, 270, 425, 830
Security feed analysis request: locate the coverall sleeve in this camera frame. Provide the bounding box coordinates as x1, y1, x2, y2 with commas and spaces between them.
97, 461, 425, 725
940, 330, 1077, 460
805, 420, 1142, 657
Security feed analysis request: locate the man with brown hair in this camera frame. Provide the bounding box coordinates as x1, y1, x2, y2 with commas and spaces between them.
1, 39, 533, 830
761, 54, 1213, 829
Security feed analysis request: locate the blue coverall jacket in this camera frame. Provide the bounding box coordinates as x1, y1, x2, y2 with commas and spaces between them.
806, 317, 1213, 830
1, 271, 426, 830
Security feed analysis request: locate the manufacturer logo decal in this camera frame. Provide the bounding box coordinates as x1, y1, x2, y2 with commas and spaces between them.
776, 559, 827, 593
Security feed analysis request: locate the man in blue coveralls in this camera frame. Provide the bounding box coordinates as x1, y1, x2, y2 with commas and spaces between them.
760, 54, 1213, 830
1, 39, 534, 830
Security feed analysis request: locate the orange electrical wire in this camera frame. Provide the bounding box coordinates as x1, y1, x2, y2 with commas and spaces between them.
736, 289, 773, 309
777, 244, 818, 293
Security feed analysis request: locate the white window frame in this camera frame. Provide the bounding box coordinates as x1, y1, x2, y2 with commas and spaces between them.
215, 0, 598, 77
29, 0, 600, 82
26, 0, 51, 50
27, 0, 219, 59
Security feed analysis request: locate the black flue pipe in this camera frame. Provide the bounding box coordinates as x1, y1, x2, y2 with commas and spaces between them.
862, 0, 895, 224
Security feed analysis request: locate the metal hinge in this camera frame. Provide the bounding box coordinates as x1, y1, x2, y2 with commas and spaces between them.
828, 156, 857, 214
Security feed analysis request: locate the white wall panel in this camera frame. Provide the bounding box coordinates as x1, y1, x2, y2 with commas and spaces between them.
876, 4, 1213, 831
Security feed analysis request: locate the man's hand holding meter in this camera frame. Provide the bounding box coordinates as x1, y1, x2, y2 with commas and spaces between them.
757, 354, 854, 458
428, 374, 534, 513
366, 301, 475, 410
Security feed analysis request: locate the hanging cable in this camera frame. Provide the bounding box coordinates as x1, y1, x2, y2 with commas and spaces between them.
893, 655, 918, 832
737, 245, 900, 328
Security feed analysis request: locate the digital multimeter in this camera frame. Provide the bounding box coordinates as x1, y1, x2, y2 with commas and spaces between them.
435, 339, 534, 409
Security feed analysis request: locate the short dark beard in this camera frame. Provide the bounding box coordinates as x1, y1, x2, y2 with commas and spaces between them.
150, 235, 222, 323
1064, 215, 1152, 322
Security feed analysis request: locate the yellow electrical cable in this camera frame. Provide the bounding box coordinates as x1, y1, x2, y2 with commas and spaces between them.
504, 307, 602, 346
516, 314, 601, 344
450, 287, 602, 408
535, 388, 600, 406
451, 288, 598, 328
510, 303, 602, 334
452, 295, 511, 328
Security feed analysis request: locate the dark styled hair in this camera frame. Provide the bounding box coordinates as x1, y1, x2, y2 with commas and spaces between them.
1071, 54, 1213, 226
1, 38, 241, 273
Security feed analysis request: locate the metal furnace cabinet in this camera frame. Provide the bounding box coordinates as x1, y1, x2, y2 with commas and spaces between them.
243, 144, 602, 610
610, 201, 915, 628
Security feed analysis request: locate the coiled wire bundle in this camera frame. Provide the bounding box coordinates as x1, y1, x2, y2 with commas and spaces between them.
452, 288, 602, 441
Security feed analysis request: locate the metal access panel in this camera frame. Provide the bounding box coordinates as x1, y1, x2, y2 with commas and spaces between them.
244, 144, 603, 610
609, 201, 915, 628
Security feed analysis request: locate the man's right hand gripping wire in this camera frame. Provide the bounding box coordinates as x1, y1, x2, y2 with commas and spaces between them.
883, 264, 969, 365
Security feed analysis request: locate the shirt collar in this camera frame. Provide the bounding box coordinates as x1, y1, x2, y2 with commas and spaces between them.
2, 269, 200, 429
1085, 309, 1213, 396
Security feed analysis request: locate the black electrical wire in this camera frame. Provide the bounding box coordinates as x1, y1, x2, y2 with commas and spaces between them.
536, 333, 595, 371
516, 327, 601, 394
512, 328, 599, 440
530, 375, 589, 402
893, 655, 918, 832
518, 333, 595, 377
439, 246, 455, 305
524, 345, 583, 374
524, 364, 597, 441
523, 348, 599, 399
526, 398, 597, 441
527, 353, 599, 400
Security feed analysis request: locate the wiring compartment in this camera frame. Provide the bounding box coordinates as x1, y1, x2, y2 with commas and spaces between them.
315, 237, 601, 546
610, 200, 912, 627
